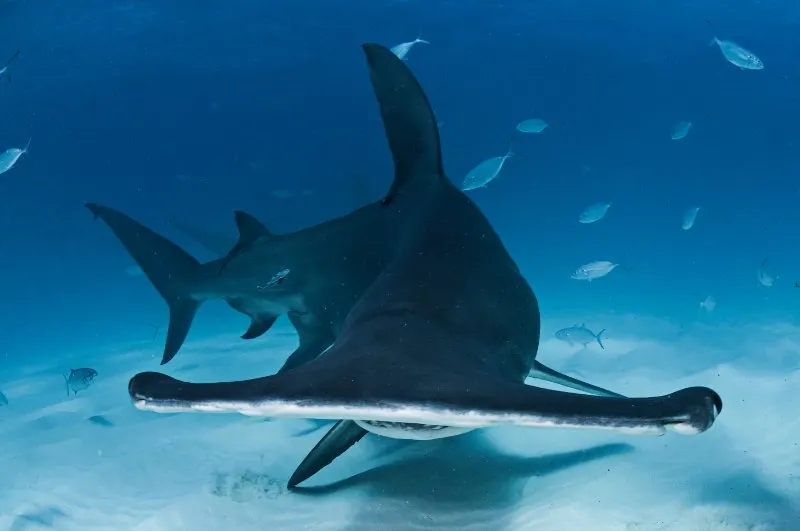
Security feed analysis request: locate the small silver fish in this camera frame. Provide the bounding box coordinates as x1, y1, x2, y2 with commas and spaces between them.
711, 36, 763, 70
125, 265, 144, 276
0, 137, 31, 176
571, 260, 619, 281
671, 121, 692, 140
0, 390, 7, 406
757, 259, 776, 287
555, 324, 606, 349
516, 118, 548, 134
257, 268, 290, 290
0, 50, 20, 82
270, 189, 293, 199
461, 144, 514, 191
681, 206, 700, 230
578, 202, 611, 224
699, 295, 716, 312
63, 367, 98, 396
390, 37, 429, 60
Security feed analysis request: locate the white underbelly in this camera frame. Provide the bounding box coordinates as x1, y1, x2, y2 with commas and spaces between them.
354, 419, 476, 440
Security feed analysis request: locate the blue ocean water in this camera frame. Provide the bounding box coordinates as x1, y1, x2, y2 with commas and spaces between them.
1, 1, 799, 529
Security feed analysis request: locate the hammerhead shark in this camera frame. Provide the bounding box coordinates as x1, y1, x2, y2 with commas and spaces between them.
126, 42, 722, 488
85, 104, 622, 399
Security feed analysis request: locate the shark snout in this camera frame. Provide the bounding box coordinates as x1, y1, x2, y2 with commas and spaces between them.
668, 386, 723, 435
128, 371, 183, 402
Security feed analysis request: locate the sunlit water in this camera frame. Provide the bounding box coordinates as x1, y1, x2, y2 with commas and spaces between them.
2, 0, 799, 529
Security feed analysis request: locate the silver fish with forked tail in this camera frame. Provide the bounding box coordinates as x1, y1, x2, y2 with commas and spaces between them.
555, 324, 606, 349
63, 368, 98, 396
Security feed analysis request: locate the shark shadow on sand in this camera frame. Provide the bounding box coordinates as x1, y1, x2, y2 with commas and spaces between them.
293, 433, 633, 530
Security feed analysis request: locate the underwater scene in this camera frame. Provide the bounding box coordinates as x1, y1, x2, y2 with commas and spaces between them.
1, 0, 798, 529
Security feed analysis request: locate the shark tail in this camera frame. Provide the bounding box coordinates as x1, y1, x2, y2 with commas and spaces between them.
596, 329, 606, 350
85, 203, 204, 365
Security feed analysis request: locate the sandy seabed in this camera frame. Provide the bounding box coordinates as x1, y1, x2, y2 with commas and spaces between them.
1, 314, 797, 530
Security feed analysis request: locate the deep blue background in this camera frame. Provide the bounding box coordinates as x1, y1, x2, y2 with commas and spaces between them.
1, 0, 798, 359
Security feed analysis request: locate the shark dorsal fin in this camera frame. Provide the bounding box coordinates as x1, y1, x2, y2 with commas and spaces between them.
361, 43, 443, 204
233, 210, 273, 247
217, 212, 275, 275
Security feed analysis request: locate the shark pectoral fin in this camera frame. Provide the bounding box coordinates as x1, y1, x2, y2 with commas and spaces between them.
279, 345, 331, 374
241, 314, 279, 340
362, 43, 444, 204
288, 420, 368, 488
224, 299, 280, 341
278, 313, 336, 374
529, 360, 626, 398
85, 202, 204, 366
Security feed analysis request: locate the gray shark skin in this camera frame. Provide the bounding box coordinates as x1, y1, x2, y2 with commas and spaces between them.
83, 107, 624, 398
86, 202, 388, 372
84, 197, 397, 370
126, 42, 723, 488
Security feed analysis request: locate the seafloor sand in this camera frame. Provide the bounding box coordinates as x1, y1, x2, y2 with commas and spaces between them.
1, 315, 797, 530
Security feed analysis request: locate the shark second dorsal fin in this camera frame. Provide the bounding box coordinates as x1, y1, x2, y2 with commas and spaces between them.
362, 43, 443, 204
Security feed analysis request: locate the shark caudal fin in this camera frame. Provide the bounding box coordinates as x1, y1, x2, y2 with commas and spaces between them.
86, 203, 204, 365
596, 329, 606, 350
